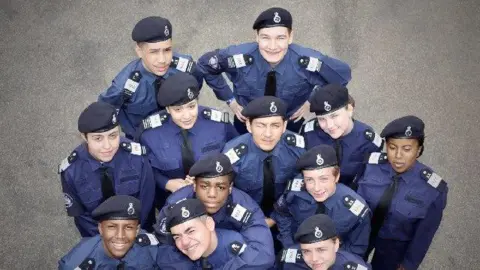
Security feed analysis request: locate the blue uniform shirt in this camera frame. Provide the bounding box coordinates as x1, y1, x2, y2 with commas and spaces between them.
58, 232, 159, 269
356, 158, 448, 270
301, 119, 383, 186
140, 106, 238, 190
197, 43, 351, 116
98, 53, 204, 139
222, 131, 306, 212
272, 179, 371, 256
59, 138, 156, 237
154, 185, 275, 269
278, 245, 371, 270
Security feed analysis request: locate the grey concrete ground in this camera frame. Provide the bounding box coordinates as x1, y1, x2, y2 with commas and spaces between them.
0, 0, 479, 269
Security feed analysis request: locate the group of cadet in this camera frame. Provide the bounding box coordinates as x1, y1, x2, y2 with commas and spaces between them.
57, 7, 448, 270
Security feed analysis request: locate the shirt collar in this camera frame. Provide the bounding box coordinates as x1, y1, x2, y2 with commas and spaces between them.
383, 161, 420, 184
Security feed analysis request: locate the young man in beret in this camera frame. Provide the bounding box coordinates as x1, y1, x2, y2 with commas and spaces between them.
198, 7, 351, 134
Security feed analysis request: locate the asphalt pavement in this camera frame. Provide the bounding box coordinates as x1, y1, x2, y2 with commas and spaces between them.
0, 0, 479, 269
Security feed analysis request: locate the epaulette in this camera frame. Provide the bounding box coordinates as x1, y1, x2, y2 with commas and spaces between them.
280, 248, 303, 263
120, 142, 147, 156
227, 203, 252, 224
74, 258, 95, 270
229, 241, 247, 256
342, 195, 369, 218
298, 56, 323, 72
364, 129, 383, 148
284, 133, 305, 148
142, 111, 168, 130
224, 143, 248, 164
136, 233, 159, 247
285, 177, 304, 192
202, 108, 230, 123
302, 119, 320, 133
58, 151, 79, 174
226, 54, 254, 69
420, 168, 447, 192
343, 261, 368, 270
365, 152, 388, 165
170, 56, 196, 73
122, 71, 142, 101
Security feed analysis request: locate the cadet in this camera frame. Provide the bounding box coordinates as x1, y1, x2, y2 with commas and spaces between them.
356, 116, 448, 270
58, 195, 159, 269
197, 7, 351, 134
58, 101, 155, 237
99, 16, 204, 139
139, 72, 238, 197
272, 145, 371, 257
300, 84, 382, 187
154, 152, 275, 268
158, 198, 271, 269
278, 214, 371, 270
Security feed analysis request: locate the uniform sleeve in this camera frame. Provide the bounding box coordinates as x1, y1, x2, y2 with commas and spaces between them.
224, 122, 240, 141
153, 204, 173, 244
73, 214, 99, 237
139, 157, 156, 232
305, 54, 352, 87
98, 76, 124, 108
233, 205, 275, 269
60, 172, 85, 217
197, 48, 235, 101
271, 195, 295, 248
141, 141, 171, 190
402, 189, 448, 270
342, 214, 371, 257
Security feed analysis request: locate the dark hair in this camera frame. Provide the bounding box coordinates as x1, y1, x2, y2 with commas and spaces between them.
196, 172, 235, 184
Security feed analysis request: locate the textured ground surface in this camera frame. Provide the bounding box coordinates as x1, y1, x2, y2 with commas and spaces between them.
0, 0, 479, 269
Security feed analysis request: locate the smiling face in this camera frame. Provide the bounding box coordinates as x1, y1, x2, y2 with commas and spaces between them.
166, 99, 199, 130
246, 116, 287, 151
83, 126, 121, 162
386, 138, 421, 173
171, 216, 215, 261
300, 238, 339, 270
256, 27, 292, 66
194, 175, 233, 214
135, 39, 173, 76
303, 167, 340, 202
98, 219, 140, 259
316, 106, 354, 139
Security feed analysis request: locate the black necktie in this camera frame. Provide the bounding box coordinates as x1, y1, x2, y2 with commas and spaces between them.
154, 77, 165, 109
264, 70, 276, 96
201, 258, 212, 270
334, 140, 343, 164
261, 156, 275, 215
180, 129, 195, 175
117, 262, 125, 270
366, 175, 399, 258
99, 166, 115, 201
315, 202, 326, 214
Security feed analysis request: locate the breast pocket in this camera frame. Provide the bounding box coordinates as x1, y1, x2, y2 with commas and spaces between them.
158, 158, 182, 173
391, 200, 427, 238
280, 81, 310, 105
235, 166, 261, 193
116, 169, 141, 195
236, 76, 264, 100
75, 179, 102, 211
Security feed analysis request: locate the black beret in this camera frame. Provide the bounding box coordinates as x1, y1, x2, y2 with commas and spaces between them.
157, 73, 199, 107
296, 144, 338, 171
132, 16, 172, 42
189, 153, 233, 178
309, 84, 349, 116
242, 96, 287, 119
92, 195, 141, 222
253, 7, 292, 30
381, 115, 425, 139
294, 214, 337, 244
78, 101, 118, 133
166, 198, 207, 231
